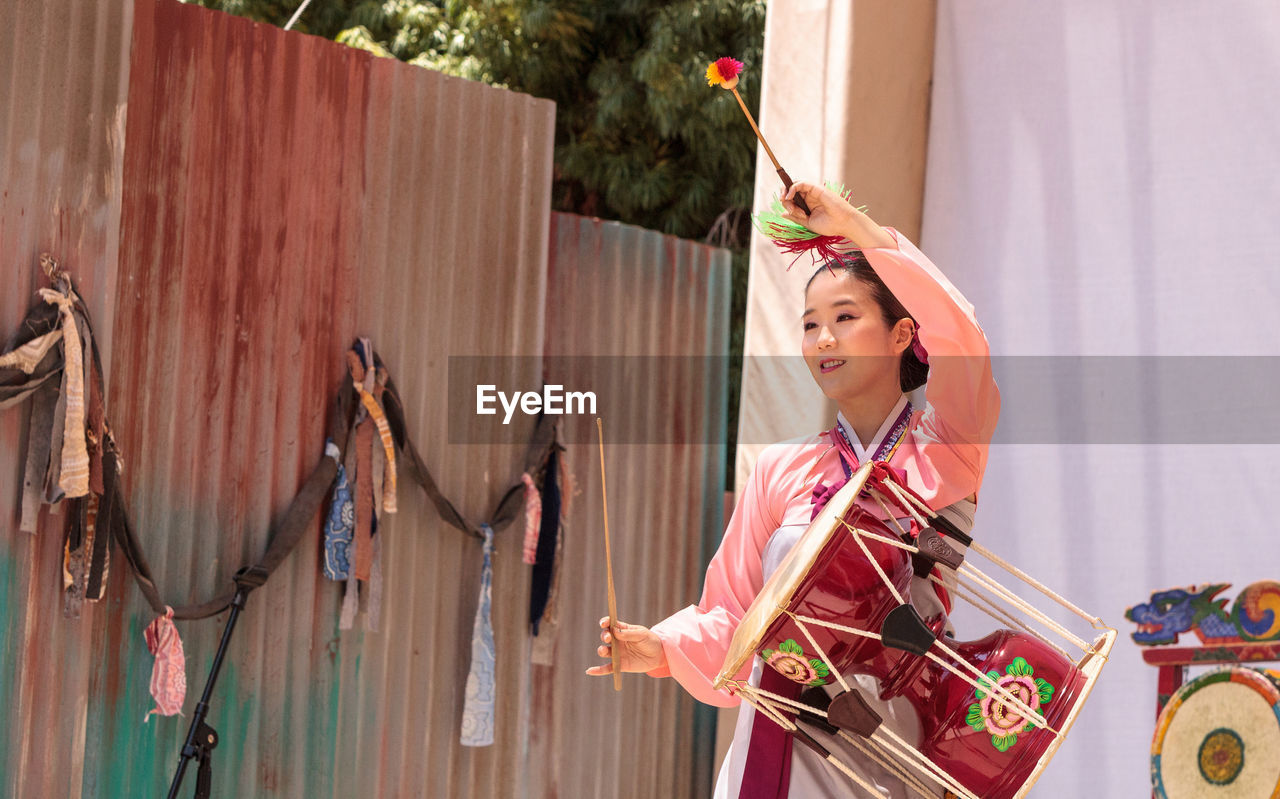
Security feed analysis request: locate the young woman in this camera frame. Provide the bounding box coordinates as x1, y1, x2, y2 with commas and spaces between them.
587, 182, 1000, 797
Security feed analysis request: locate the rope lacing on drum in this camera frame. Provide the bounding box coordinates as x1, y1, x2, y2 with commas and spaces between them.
838, 730, 937, 799
786, 610, 1054, 734
734, 685, 888, 799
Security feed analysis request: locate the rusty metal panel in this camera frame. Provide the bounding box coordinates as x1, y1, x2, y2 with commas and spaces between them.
85, 1, 556, 796
1, 1, 731, 796
330, 48, 554, 799
0, 1, 134, 797
85, 4, 374, 794
535, 213, 730, 799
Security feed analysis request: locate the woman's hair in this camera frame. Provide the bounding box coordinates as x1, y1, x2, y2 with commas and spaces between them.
805, 255, 929, 392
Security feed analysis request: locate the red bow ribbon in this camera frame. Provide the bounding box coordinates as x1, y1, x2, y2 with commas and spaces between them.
810, 460, 912, 522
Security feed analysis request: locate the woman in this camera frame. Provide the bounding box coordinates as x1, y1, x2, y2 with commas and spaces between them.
587, 182, 1000, 797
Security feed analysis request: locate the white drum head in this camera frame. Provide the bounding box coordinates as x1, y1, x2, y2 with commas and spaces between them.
1152, 666, 1280, 798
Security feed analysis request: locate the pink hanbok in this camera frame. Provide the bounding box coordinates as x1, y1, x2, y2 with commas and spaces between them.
650, 229, 1000, 798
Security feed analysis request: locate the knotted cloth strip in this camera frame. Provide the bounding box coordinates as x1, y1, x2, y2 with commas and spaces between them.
346, 347, 397, 515
460, 524, 496, 747
322, 440, 354, 580
19, 379, 58, 533
520, 472, 541, 565
529, 447, 563, 637
0, 327, 61, 374
62, 492, 100, 617
144, 608, 187, 719
37, 287, 89, 498
353, 419, 375, 581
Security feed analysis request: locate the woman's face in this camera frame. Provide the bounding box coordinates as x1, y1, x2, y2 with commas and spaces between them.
802, 269, 909, 401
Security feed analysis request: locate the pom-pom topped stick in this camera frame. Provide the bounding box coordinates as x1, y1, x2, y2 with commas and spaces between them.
706, 57, 811, 215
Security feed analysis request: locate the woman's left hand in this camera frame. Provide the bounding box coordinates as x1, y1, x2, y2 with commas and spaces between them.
585, 616, 667, 676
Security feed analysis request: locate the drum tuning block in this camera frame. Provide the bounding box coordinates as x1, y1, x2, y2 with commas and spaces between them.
929, 514, 972, 547
880, 604, 937, 656
912, 526, 965, 574
796, 687, 884, 739
797, 688, 840, 736
827, 690, 883, 738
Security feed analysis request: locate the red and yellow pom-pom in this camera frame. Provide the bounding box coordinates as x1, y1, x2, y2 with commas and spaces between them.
705, 57, 744, 89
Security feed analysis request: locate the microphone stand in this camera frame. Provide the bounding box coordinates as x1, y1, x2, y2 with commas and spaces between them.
166, 565, 269, 799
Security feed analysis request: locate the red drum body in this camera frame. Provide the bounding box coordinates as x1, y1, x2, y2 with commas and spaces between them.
761, 507, 915, 683
912, 630, 1088, 799
718, 465, 1113, 799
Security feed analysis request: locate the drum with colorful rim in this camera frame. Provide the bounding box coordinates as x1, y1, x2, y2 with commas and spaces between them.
1151, 666, 1280, 798
716, 462, 1115, 799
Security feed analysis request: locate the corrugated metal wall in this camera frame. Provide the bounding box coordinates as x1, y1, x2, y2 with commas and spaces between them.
536, 214, 730, 799
0, 1, 134, 796
0, 1, 730, 797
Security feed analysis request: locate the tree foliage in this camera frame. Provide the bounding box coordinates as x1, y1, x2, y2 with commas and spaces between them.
186, 0, 766, 242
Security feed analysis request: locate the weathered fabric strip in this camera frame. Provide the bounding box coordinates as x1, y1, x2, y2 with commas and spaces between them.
371, 420, 386, 524
349, 350, 396, 515
0, 369, 59, 412
556, 445, 574, 519
44, 365, 67, 504
86, 494, 109, 601
338, 572, 359, 630
358, 338, 375, 393
144, 609, 187, 720
88, 461, 114, 600
360, 391, 397, 514
342, 424, 360, 487
322, 440, 355, 580
38, 289, 88, 497
345, 348, 366, 384
63, 511, 87, 618
63, 495, 100, 617
544, 520, 566, 629
529, 452, 561, 635
20, 378, 58, 533
80, 313, 105, 496
0, 328, 61, 373
353, 419, 374, 582
460, 525, 496, 747
520, 472, 541, 565
366, 425, 385, 631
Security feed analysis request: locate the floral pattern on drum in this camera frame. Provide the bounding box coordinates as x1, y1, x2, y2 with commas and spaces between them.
762, 639, 831, 686
965, 656, 1055, 752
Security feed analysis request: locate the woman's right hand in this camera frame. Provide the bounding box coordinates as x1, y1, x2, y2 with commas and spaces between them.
781, 182, 896, 249
585, 616, 667, 676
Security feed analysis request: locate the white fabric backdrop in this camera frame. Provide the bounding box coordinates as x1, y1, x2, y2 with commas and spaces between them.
924, 2, 1280, 796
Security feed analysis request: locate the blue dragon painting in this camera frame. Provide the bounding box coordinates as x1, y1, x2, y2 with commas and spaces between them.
1126, 582, 1280, 645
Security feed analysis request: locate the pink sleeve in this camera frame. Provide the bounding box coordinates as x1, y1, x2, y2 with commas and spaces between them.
853, 229, 1001, 502
648, 448, 785, 707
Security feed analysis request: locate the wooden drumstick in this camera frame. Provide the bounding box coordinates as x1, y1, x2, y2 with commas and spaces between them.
597, 418, 622, 691
726, 86, 810, 214
707, 57, 811, 216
